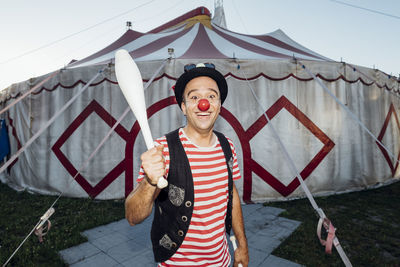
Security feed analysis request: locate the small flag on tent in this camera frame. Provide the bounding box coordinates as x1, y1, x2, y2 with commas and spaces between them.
0, 119, 10, 161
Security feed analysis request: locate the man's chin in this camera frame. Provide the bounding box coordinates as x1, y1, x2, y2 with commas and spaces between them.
191, 123, 215, 133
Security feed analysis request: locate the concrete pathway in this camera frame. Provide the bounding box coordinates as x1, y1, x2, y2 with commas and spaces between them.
59, 204, 302, 266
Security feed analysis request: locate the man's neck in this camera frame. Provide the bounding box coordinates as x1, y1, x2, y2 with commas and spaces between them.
183, 126, 215, 147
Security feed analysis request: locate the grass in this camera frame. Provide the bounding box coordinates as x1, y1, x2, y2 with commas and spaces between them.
266, 181, 400, 266
1, 181, 399, 266
0, 183, 125, 267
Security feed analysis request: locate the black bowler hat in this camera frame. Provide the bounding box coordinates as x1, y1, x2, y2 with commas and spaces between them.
174, 63, 228, 108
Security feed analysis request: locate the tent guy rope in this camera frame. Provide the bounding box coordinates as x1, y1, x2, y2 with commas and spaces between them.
1, 67, 106, 266
236, 61, 352, 267
63, 58, 169, 190
299, 60, 400, 167
297, 59, 400, 264
0, 70, 59, 116
0, 68, 106, 175
1, 208, 54, 267
1, 59, 168, 266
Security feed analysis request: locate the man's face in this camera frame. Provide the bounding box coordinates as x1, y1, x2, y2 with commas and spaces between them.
181, 76, 221, 134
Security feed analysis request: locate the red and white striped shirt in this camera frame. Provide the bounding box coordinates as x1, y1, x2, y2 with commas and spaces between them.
137, 128, 241, 267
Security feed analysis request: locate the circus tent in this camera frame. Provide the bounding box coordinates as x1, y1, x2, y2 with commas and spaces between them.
0, 6, 399, 202
68, 7, 329, 67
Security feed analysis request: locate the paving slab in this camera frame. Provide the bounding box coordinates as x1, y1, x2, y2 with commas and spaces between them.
105, 239, 147, 263
59, 241, 101, 265
69, 252, 120, 267
120, 250, 155, 267
59, 204, 303, 266
261, 255, 303, 267
89, 231, 131, 252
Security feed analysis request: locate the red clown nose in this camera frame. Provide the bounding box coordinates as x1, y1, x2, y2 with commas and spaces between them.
198, 99, 210, 111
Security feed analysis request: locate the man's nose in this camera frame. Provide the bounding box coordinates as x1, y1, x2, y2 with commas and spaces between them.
198, 98, 210, 111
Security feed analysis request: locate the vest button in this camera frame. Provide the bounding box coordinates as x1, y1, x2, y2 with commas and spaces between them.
178, 230, 184, 236
171, 242, 177, 248
181, 215, 188, 222
185, 201, 192, 207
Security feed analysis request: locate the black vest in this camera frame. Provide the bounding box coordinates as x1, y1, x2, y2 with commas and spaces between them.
150, 129, 233, 263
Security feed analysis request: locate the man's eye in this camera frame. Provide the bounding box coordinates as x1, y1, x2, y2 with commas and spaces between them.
190, 96, 198, 100
208, 95, 218, 101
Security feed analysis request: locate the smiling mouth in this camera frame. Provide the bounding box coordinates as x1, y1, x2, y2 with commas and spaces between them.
196, 112, 211, 118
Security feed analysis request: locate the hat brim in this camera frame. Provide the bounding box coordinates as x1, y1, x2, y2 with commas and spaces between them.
174, 67, 227, 108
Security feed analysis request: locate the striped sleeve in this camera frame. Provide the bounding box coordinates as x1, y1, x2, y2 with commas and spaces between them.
227, 137, 241, 181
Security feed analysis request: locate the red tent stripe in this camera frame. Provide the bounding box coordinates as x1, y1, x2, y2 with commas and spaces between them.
213, 24, 326, 60
69, 30, 144, 67
179, 24, 228, 59
129, 27, 192, 59
212, 25, 298, 59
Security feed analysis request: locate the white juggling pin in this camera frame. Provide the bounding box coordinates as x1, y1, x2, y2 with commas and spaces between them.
115, 49, 168, 189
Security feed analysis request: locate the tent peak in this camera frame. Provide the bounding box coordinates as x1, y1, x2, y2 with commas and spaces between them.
148, 6, 211, 33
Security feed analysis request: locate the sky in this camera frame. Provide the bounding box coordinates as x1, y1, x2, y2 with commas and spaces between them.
0, 0, 399, 90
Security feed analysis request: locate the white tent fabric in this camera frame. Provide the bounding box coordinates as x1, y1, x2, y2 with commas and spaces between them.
1, 7, 399, 202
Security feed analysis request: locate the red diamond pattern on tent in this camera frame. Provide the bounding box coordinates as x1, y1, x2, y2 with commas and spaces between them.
51, 95, 335, 201
376, 103, 400, 176
52, 100, 130, 198
244, 95, 335, 198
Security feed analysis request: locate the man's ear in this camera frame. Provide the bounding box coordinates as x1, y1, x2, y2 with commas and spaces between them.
181, 101, 187, 116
